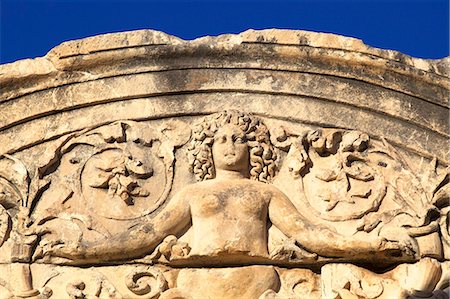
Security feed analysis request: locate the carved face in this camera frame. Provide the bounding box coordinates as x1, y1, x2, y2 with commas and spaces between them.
212, 124, 249, 172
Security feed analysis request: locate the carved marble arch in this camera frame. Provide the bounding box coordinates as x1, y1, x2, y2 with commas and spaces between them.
0, 29, 449, 299
0, 110, 448, 298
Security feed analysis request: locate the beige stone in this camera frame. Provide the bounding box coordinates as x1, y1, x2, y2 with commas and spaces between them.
0, 29, 448, 298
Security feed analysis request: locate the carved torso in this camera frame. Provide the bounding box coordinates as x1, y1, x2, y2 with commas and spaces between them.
188, 179, 272, 257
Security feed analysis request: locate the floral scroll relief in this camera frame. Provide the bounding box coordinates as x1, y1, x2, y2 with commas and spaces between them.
20, 120, 191, 262
76, 120, 190, 220
0, 120, 190, 296
322, 258, 448, 299
281, 129, 387, 221
272, 126, 448, 259
30, 120, 189, 220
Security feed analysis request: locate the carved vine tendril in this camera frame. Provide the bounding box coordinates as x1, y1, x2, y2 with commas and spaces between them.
125, 267, 168, 298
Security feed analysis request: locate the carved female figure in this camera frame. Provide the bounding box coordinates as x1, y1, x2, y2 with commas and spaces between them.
50, 110, 399, 259
47, 111, 409, 298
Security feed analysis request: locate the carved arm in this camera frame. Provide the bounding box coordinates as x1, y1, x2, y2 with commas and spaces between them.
45, 188, 191, 263
268, 188, 386, 258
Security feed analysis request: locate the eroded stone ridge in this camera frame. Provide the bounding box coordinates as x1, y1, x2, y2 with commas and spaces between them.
0, 30, 448, 298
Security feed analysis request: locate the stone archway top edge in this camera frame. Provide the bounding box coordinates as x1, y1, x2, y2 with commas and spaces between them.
1, 29, 449, 78
48, 29, 450, 70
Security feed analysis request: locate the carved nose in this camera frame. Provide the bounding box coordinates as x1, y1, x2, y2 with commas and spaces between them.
224, 139, 235, 152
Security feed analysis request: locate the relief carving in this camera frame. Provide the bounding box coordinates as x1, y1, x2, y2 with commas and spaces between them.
287, 130, 386, 220
20, 120, 191, 262
66, 274, 122, 299
125, 266, 168, 297
1, 28, 448, 299
86, 148, 153, 206
322, 258, 448, 299
0, 155, 29, 249
1, 111, 448, 298
41, 112, 412, 263
274, 126, 449, 262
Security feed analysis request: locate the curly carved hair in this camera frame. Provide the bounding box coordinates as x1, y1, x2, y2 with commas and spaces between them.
187, 111, 277, 183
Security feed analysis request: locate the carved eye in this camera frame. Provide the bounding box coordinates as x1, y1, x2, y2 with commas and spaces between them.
216, 135, 226, 143
234, 136, 246, 144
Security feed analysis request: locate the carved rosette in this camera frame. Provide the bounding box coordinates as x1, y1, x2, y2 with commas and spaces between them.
298, 130, 386, 221
79, 132, 163, 220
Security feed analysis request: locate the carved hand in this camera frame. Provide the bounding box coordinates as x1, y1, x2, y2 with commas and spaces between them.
41, 239, 88, 262
371, 235, 417, 258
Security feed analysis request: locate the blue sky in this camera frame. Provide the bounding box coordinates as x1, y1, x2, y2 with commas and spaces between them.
1, 0, 449, 64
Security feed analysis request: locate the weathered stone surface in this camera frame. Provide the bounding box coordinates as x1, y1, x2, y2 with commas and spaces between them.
0, 29, 448, 298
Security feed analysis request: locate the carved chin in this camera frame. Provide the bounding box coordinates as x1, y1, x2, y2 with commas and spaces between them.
224, 155, 237, 165
225, 160, 236, 166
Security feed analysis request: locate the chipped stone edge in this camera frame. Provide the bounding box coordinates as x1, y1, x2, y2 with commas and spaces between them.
2, 29, 449, 74
0, 29, 448, 103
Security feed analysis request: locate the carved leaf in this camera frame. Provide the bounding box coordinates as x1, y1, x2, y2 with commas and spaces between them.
340, 131, 369, 152
393, 170, 429, 217
159, 120, 192, 148
148, 235, 191, 263
0, 206, 10, 247
0, 155, 29, 207
86, 121, 127, 143
376, 139, 432, 217
270, 238, 317, 262
66, 280, 86, 299
439, 207, 450, 259
285, 139, 309, 178
419, 157, 449, 203
125, 157, 153, 178
433, 183, 449, 208
315, 168, 340, 182
344, 158, 374, 182
88, 171, 114, 189
66, 274, 123, 299
127, 122, 157, 146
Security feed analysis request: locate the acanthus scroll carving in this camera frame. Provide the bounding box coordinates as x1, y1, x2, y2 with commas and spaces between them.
288, 130, 386, 221
273, 125, 448, 260
19, 119, 191, 263
71, 120, 191, 220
